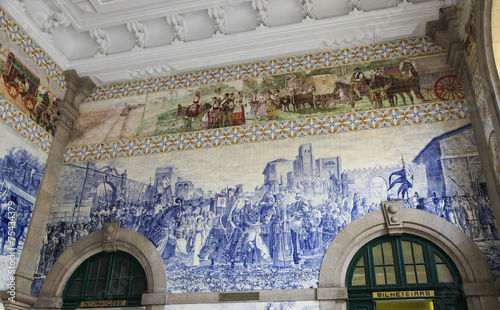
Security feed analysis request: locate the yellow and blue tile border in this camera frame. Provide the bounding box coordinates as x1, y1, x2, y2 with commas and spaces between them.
0, 8, 66, 90
63, 100, 469, 164
0, 96, 53, 152
86, 36, 444, 102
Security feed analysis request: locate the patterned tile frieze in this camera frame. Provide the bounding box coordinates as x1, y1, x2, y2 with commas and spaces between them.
85, 36, 444, 103
0, 8, 66, 90
63, 100, 469, 164
0, 96, 53, 153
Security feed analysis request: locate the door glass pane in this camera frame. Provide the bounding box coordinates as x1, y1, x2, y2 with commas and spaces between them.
68, 281, 82, 297
416, 264, 428, 283
122, 258, 131, 277
357, 256, 365, 267
373, 245, 383, 265
87, 280, 96, 296
118, 279, 129, 294
382, 242, 394, 264
98, 256, 109, 278
133, 277, 145, 294
375, 266, 386, 284
413, 243, 425, 263
435, 255, 454, 283
89, 261, 99, 278
353, 267, 366, 286
110, 278, 119, 295
405, 265, 416, 283
402, 241, 413, 264
385, 266, 396, 284
95, 279, 106, 296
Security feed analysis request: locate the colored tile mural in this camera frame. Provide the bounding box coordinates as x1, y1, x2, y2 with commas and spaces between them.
0, 10, 64, 136
63, 100, 470, 164
0, 96, 53, 152
0, 8, 65, 90
164, 301, 319, 310
0, 120, 47, 290
70, 43, 456, 147
32, 119, 500, 295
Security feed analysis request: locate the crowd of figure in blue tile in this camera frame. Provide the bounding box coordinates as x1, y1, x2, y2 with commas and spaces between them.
0, 147, 44, 256
33, 162, 499, 293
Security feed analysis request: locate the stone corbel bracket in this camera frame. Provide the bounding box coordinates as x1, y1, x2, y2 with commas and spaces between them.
102, 222, 121, 252
381, 200, 404, 235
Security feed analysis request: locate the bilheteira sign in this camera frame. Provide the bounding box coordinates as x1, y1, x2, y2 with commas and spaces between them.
373, 290, 435, 299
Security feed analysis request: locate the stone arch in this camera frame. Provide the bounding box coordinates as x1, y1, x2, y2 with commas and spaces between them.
318, 204, 499, 310
35, 222, 167, 310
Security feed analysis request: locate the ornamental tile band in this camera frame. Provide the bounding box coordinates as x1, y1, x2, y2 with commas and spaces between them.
0, 8, 66, 90
0, 96, 53, 152
63, 100, 469, 164
85, 36, 444, 103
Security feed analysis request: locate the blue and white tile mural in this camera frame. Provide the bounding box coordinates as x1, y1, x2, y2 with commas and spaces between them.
164, 301, 319, 310
32, 119, 500, 295
0, 121, 47, 290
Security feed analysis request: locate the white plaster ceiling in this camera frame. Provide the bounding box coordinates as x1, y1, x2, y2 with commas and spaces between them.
2, 0, 456, 86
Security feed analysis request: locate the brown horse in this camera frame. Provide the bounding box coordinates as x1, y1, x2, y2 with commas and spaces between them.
332, 79, 377, 112
369, 74, 425, 108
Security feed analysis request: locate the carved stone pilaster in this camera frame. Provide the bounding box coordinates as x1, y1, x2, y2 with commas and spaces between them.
1, 71, 95, 310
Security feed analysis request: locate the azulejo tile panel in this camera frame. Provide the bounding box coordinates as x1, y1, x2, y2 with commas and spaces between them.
63, 100, 469, 164
471, 67, 492, 128
0, 96, 52, 152
0, 8, 65, 90
85, 36, 444, 103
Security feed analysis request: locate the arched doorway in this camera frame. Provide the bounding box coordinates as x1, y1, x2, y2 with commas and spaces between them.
346, 234, 465, 310
62, 251, 147, 308
35, 223, 167, 310
318, 205, 499, 310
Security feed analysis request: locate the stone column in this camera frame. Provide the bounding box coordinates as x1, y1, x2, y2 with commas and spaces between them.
1, 70, 95, 310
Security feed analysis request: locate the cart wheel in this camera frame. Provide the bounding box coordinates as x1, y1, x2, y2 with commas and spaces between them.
421, 89, 437, 101
433, 75, 465, 101
7, 81, 18, 99
23, 95, 35, 111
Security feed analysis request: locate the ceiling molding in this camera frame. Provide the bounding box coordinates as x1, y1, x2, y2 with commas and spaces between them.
1, 0, 445, 86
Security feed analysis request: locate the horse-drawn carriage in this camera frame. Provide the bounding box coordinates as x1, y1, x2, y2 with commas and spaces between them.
2, 52, 59, 134
2, 52, 41, 113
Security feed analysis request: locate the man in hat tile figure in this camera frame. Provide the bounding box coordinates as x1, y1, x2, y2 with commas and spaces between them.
350, 67, 365, 100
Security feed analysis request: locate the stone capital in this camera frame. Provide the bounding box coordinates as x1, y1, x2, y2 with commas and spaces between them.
62, 69, 96, 109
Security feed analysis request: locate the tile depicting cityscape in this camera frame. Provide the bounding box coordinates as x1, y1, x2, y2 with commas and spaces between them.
31, 118, 500, 295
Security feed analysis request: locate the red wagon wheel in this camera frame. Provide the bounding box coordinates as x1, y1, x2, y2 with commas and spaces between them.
433, 75, 465, 101
421, 88, 437, 101
6, 81, 18, 99
23, 95, 35, 111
